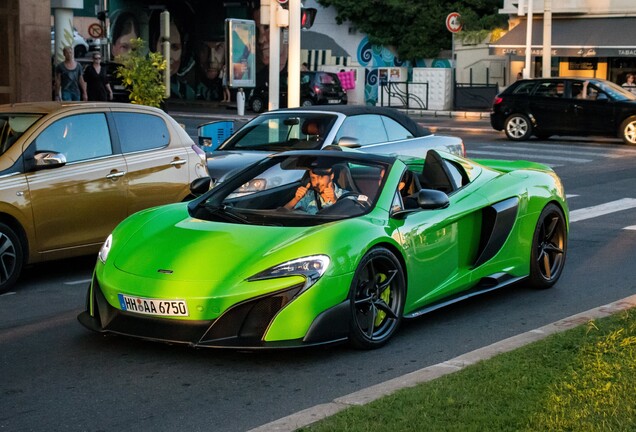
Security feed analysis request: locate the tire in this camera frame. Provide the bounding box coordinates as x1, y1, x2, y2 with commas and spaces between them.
619, 116, 636, 145
528, 203, 567, 290
0, 223, 24, 294
504, 114, 533, 141
250, 97, 265, 113
349, 247, 405, 349
301, 98, 313, 107
74, 45, 87, 59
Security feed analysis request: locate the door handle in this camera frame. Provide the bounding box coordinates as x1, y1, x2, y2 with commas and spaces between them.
171, 159, 187, 167
106, 171, 126, 180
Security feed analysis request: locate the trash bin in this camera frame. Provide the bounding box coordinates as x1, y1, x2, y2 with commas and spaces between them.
197, 120, 234, 152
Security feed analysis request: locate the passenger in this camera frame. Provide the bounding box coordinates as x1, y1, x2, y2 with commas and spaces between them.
284, 167, 347, 214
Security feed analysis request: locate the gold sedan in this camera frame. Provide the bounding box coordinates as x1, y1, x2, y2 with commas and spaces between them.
0, 102, 208, 292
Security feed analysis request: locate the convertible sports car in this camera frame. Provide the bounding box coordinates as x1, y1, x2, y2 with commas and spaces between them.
78, 150, 569, 349
201, 105, 465, 185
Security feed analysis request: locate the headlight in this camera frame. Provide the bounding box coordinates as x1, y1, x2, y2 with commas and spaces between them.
227, 178, 267, 198
98, 234, 113, 263
248, 255, 330, 291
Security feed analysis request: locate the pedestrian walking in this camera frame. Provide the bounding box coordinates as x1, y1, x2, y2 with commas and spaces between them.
54, 46, 87, 101
84, 52, 113, 101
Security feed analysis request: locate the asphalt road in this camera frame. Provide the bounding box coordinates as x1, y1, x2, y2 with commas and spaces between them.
2, 125, 636, 431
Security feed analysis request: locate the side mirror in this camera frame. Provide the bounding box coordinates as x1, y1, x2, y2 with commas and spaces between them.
337, 136, 361, 148
190, 177, 211, 197
417, 189, 450, 210
32, 151, 67, 171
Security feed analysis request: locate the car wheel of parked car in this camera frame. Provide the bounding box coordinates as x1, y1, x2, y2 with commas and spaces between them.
250, 96, 265, 113
620, 116, 636, 145
528, 203, 567, 290
0, 223, 23, 294
301, 98, 313, 107
349, 247, 405, 349
504, 114, 533, 141
74, 45, 87, 59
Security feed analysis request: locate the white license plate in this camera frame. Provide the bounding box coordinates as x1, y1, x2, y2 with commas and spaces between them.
327, 99, 341, 104
118, 294, 189, 317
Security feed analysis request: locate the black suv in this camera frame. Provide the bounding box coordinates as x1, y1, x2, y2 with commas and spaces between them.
248, 71, 347, 113
491, 77, 636, 144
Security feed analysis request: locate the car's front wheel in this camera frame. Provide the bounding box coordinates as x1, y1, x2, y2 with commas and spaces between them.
349, 247, 405, 349
0, 223, 24, 294
528, 203, 567, 289
504, 114, 533, 141
619, 116, 636, 145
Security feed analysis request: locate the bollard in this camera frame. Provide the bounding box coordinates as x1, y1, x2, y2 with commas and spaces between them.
236, 88, 245, 116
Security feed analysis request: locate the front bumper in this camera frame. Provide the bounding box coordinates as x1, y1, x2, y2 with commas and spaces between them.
77, 277, 350, 349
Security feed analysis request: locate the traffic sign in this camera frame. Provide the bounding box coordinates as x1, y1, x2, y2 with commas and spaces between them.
446, 12, 462, 33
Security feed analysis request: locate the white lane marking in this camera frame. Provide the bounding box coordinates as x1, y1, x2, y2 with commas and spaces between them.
569, 198, 636, 222
1, 291, 16, 297
480, 145, 631, 159
468, 150, 591, 163
566, 194, 579, 199
624, 226, 636, 231
64, 279, 92, 286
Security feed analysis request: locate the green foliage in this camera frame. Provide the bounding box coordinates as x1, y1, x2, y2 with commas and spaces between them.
301, 310, 636, 432
316, 0, 508, 60
115, 38, 167, 108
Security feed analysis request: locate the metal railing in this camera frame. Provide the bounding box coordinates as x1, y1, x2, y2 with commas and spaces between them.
379, 80, 429, 111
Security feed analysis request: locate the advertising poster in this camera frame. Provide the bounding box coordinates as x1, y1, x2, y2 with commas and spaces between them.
226, 19, 256, 88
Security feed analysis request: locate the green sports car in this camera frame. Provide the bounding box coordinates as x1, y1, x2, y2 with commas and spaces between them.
78, 149, 568, 349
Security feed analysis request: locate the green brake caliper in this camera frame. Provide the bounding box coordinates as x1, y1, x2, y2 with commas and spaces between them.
374, 273, 390, 327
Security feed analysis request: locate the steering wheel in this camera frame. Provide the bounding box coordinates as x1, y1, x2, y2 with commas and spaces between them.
335, 191, 371, 210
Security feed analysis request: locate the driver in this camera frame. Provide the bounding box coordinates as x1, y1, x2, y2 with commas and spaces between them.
284, 167, 347, 214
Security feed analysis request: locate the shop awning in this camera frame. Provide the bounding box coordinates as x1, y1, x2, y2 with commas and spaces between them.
489, 17, 636, 57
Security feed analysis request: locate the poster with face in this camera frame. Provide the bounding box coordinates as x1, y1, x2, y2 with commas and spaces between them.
108, 0, 285, 100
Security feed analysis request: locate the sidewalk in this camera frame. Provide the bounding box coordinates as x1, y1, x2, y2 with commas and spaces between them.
248, 294, 636, 432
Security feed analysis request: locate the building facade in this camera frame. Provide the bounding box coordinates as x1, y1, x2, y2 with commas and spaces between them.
490, 0, 636, 86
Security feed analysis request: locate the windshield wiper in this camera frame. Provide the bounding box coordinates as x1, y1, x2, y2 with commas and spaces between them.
209, 205, 251, 224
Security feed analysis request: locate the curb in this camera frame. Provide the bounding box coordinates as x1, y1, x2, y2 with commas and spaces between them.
247, 294, 636, 432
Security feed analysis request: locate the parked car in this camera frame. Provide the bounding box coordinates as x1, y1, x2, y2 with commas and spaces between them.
203, 105, 465, 185
248, 71, 348, 113
0, 102, 208, 293
50, 27, 89, 58
491, 77, 636, 144
78, 149, 568, 349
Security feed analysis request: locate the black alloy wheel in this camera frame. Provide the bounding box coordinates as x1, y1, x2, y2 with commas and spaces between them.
349, 247, 405, 349
529, 203, 567, 289
250, 96, 265, 113
0, 223, 23, 294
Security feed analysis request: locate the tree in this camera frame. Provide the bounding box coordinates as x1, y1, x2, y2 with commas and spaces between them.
116, 38, 167, 108
316, 0, 507, 61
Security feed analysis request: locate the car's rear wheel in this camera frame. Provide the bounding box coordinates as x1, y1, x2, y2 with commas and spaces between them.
301, 98, 313, 107
504, 114, 533, 141
0, 223, 23, 294
349, 247, 405, 349
528, 203, 567, 289
619, 116, 636, 145
250, 96, 265, 113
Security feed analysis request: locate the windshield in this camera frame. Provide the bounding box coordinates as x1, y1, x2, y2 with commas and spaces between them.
189, 153, 391, 227
594, 79, 636, 101
0, 114, 42, 156
219, 113, 338, 152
